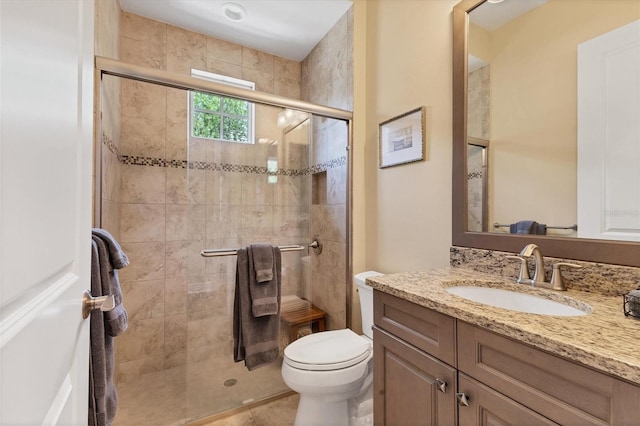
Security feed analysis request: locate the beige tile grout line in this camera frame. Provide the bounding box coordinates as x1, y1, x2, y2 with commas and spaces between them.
186, 390, 296, 425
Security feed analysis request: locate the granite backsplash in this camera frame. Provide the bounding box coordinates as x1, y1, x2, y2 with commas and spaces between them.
450, 246, 640, 296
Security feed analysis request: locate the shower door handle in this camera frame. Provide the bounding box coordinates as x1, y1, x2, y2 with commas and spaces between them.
82, 289, 115, 319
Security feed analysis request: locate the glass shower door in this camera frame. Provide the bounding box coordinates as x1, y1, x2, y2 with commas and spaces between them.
185, 101, 312, 420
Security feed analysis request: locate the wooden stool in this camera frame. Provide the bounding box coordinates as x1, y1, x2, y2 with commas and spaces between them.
281, 297, 327, 343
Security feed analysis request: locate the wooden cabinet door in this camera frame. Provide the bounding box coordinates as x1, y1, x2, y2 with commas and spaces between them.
458, 374, 557, 426
458, 321, 640, 425
374, 327, 456, 426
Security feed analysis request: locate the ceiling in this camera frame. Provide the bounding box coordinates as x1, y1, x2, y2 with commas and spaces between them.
119, 0, 353, 62
470, 0, 549, 31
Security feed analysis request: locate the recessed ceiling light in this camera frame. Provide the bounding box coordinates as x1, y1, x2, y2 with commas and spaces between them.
487, 0, 505, 3
222, 3, 247, 21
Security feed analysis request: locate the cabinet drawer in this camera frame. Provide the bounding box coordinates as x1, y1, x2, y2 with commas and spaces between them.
458, 373, 557, 426
374, 291, 456, 366
458, 322, 640, 425
373, 327, 456, 426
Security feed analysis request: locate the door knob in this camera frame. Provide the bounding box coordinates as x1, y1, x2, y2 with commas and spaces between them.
82, 290, 115, 319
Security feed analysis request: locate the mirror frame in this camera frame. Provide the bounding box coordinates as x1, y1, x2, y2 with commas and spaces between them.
452, 0, 640, 267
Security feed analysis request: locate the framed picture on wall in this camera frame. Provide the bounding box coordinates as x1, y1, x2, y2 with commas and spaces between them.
379, 106, 425, 168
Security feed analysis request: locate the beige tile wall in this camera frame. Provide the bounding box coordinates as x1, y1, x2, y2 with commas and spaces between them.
119, 12, 301, 97
302, 8, 353, 330
96, 0, 122, 239
114, 12, 315, 381
467, 65, 490, 140
466, 66, 490, 233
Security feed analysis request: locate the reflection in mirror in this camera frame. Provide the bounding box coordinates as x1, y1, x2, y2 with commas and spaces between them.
467, 139, 488, 232
466, 0, 640, 241
452, 0, 640, 267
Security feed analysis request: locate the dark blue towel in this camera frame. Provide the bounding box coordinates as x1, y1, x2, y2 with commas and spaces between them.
509, 220, 538, 234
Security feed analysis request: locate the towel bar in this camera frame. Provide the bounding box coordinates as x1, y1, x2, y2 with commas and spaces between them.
200, 244, 305, 257
493, 223, 578, 231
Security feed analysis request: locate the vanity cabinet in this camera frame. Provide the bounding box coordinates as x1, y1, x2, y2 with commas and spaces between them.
373, 328, 456, 425
373, 290, 640, 426
457, 374, 556, 425
373, 291, 457, 425
457, 321, 640, 425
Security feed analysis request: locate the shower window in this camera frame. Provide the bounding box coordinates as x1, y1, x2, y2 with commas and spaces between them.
190, 69, 255, 143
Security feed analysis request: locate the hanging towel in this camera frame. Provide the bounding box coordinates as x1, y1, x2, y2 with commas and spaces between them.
92, 229, 129, 336
233, 247, 281, 371
509, 220, 539, 235
248, 244, 281, 317
251, 243, 274, 283
89, 229, 129, 426
91, 228, 130, 269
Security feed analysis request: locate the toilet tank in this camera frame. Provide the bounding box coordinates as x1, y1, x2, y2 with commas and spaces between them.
354, 271, 384, 340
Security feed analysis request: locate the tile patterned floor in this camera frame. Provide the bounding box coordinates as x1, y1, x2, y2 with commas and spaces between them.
198, 393, 299, 426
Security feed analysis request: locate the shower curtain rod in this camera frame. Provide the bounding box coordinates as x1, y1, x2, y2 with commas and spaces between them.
200, 245, 305, 257
95, 56, 353, 121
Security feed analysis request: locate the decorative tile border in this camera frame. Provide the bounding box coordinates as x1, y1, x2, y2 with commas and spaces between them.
103, 133, 346, 176
308, 155, 347, 174
102, 133, 121, 158
467, 171, 483, 179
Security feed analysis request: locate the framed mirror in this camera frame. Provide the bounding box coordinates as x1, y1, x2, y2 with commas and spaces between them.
452, 0, 640, 267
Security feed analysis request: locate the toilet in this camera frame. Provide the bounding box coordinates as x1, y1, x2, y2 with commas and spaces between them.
281, 271, 383, 426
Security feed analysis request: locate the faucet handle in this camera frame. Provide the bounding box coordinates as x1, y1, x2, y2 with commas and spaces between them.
550, 262, 582, 291
506, 255, 531, 284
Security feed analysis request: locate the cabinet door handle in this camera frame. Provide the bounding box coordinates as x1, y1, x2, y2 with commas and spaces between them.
456, 392, 470, 407
435, 378, 447, 393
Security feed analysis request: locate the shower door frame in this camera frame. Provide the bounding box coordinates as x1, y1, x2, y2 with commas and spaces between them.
94, 55, 355, 330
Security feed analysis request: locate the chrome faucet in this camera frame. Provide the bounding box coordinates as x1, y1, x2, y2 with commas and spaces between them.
507, 244, 582, 291
519, 243, 546, 286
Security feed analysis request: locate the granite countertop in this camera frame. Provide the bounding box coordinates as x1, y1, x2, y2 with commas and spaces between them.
366, 267, 640, 385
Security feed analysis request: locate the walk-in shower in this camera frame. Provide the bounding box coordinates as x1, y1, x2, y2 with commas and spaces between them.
96, 57, 352, 424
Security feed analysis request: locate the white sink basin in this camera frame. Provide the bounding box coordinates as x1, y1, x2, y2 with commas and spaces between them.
446, 286, 589, 316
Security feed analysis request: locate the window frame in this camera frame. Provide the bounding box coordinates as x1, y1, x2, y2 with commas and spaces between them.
190, 69, 256, 144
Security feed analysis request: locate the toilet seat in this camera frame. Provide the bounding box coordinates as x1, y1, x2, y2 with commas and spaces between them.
284, 329, 371, 371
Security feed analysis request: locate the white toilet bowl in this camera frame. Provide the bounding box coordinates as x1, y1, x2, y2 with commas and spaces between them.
281, 271, 383, 426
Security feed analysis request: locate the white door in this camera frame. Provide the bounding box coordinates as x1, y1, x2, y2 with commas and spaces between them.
0, 0, 94, 424
577, 20, 640, 241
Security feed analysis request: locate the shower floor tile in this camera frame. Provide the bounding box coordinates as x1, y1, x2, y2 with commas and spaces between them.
114, 358, 288, 425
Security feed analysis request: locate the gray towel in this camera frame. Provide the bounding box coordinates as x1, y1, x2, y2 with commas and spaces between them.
89, 231, 129, 426
248, 244, 281, 317
233, 247, 281, 371
92, 228, 130, 269
251, 243, 274, 283
510, 220, 539, 234
92, 229, 128, 336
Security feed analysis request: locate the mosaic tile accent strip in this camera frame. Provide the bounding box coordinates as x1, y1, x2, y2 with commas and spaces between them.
102, 133, 121, 158
467, 171, 483, 179
306, 155, 347, 174
103, 133, 347, 176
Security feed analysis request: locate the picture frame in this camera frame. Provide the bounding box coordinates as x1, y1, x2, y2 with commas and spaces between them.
379, 106, 426, 168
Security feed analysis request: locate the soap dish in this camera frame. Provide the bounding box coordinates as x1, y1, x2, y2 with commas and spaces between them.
623, 289, 640, 319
